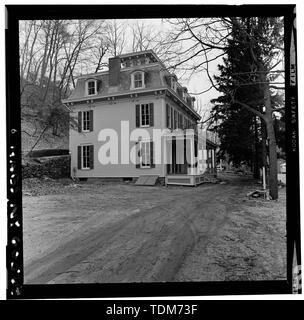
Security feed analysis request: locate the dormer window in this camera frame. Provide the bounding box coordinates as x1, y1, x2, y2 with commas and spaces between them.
182, 88, 188, 101
191, 97, 196, 108
86, 79, 97, 96
131, 71, 145, 89
171, 77, 177, 92
134, 73, 142, 88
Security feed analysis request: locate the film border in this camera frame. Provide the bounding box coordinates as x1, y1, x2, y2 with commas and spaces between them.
5, 4, 299, 299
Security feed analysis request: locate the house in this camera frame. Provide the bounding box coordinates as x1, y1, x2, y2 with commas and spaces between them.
63, 50, 217, 186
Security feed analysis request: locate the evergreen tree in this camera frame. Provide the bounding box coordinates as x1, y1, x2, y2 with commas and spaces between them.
210, 18, 263, 175
210, 17, 284, 199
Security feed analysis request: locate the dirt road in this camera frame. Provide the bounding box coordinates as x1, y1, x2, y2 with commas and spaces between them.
23, 173, 286, 284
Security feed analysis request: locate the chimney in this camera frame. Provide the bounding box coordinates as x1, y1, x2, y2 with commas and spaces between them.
109, 57, 121, 86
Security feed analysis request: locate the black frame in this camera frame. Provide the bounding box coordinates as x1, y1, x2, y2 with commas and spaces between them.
6, 4, 299, 299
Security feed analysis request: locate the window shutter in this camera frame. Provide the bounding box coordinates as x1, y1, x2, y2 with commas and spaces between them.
135, 142, 140, 168
97, 80, 102, 92
172, 109, 174, 130
89, 145, 94, 169
166, 104, 170, 128
78, 111, 82, 132
184, 137, 187, 167
89, 110, 93, 132
144, 72, 149, 85
150, 141, 155, 168
135, 104, 140, 127
77, 146, 81, 169
149, 103, 154, 126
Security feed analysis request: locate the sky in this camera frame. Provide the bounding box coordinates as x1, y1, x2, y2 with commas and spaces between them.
113, 18, 224, 118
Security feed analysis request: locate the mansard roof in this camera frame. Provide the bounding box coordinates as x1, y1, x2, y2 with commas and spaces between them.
66, 64, 164, 101
63, 50, 200, 120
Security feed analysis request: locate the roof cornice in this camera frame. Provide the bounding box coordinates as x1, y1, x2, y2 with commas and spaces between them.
63, 87, 200, 120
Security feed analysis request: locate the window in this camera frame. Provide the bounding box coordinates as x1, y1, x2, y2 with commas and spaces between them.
131, 71, 145, 89
170, 107, 174, 129
82, 145, 90, 169
87, 80, 97, 95
140, 104, 150, 126
136, 103, 154, 127
166, 104, 172, 129
78, 145, 94, 170
182, 116, 185, 129
178, 113, 183, 129
171, 77, 177, 91
78, 110, 93, 133
82, 111, 90, 131
185, 118, 190, 129
174, 110, 178, 129
134, 72, 143, 88
182, 90, 187, 101
140, 141, 150, 168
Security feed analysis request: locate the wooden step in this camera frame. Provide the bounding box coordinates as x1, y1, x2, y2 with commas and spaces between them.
135, 175, 159, 186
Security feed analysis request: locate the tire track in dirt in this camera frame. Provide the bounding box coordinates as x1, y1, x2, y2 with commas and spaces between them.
27, 196, 200, 284
25, 201, 172, 283
26, 184, 241, 284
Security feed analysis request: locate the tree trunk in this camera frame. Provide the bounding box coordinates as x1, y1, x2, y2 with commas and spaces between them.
253, 116, 260, 179
266, 119, 278, 200
28, 124, 49, 154
261, 120, 268, 183
261, 67, 278, 200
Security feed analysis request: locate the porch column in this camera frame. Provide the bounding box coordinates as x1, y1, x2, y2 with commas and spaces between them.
165, 137, 172, 175
190, 137, 195, 175
211, 149, 215, 172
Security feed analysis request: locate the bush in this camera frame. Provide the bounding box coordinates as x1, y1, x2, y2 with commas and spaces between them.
22, 155, 70, 179
28, 149, 69, 158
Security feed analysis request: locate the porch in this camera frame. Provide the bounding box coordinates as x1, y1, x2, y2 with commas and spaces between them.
164, 129, 217, 186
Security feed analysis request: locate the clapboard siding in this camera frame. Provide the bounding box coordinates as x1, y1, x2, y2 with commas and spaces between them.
69, 96, 165, 178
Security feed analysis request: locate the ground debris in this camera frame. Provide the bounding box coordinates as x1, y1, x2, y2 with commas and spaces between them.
175, 180, 286, 282
246, 189, 268, 199
22, 177, 87, 196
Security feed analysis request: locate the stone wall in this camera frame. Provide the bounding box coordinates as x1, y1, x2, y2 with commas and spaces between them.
22, 155, 71, 179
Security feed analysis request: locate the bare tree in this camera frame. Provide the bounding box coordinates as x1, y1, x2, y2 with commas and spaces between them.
19, 19, 108, 152
104, 20, 127, 57
160, 17, 284, 199
129, 20, 164, 54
